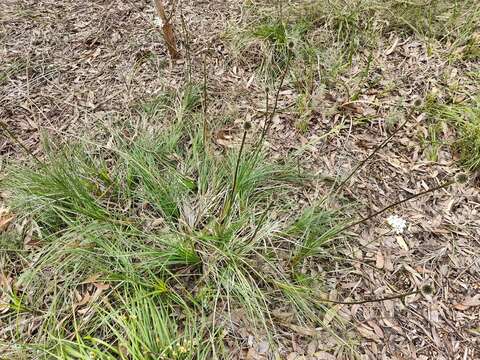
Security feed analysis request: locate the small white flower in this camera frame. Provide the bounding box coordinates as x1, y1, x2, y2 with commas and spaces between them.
154, 17, 163, 28
387, 215, 407, 234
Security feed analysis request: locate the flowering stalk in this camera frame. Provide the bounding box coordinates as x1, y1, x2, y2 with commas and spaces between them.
221, 124, 250, 223
256, 48, 293, 151
340, 179, 455, 233
291, 178, 455, 267
317, 289, 419, 305
202, 54, 208, 147
331, 105, 417, 196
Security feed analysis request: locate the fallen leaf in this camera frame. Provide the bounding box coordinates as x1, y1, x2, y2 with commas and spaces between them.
454, 294, 480, 311
246, 348, 261, 360
395, 235, 409, 251
280, 322, 320, 337
0, 207, 14, 232
306, 340, 317, 355
286, 353, 298, 360
375, 251, 384, 269
357, 324, 381, 343
466, 327, 480, 336
314, 351, 336, 360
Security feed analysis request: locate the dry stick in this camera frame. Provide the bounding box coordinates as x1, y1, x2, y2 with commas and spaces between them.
180, 8, 192, 81
0, 120, 43, 166
153, 0, 180, 59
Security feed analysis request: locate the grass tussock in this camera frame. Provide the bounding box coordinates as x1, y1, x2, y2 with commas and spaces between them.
423, 96, 480, 170
0, 85, 348, 357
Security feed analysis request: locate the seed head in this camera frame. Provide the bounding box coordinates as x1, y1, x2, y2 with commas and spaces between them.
288, 41, 295, 49
421, 283, 435, 296
243, 121, 252, 131
455, 172, 469, 184
412, 97, 423, 108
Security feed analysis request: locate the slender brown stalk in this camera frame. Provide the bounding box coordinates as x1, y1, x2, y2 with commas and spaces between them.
221, 128, 249, 222
340, 179, 454, 234
331, 107, 414, 196
202, 54, 208, 146
180, 8, 192, 81
249, 199, 275, 242
318, 289, 419, 305
292, 178, 454, 266
231, 129, 248, 199
258, 86, 270, 147
259, 61, 290, 146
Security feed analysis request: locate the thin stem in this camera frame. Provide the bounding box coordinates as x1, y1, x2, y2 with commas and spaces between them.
231, 129, 248, 197
258, 58, 290, 147
249, 199, 275, 242
318, 289, 419, 305
180, 8, 191, 82
340, 180, 454, 233
221, 129, 248, 222
258, 86, 270, 148
332, 108, 414, 196
202, 54, 208, 147
0, 120, 43, 166
292, 179, 453, 267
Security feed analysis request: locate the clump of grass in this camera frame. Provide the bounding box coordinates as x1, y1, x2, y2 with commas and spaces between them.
0, 87, 345, 356
1, 80, 461, 357
43, 285, 215, 360
425, 97, 480, 170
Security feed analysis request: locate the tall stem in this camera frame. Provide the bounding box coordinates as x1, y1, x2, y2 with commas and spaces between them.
221, 129, 248, 223
258, 61, 289, 146
340, 180, 454, 234
331, 108, 414, 196
202, 54, 208, 147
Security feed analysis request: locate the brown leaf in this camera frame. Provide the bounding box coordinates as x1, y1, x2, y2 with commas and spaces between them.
81, 273, 102, 285
286, 353, 298, 360
375, 251, 384, 269
280, 322, 320, 337
75, 282, 110, 314
246, 348, 260, 360
454, 294, 480, 311
385, 37, 400, 55
357, 324, 381, 343
306, 340, 317, 355
313, 351, 337, 360
0, 207, 14, 232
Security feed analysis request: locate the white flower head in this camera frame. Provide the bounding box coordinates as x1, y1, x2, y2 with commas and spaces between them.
387, 215, 407, 234
154, 17, 163, 28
